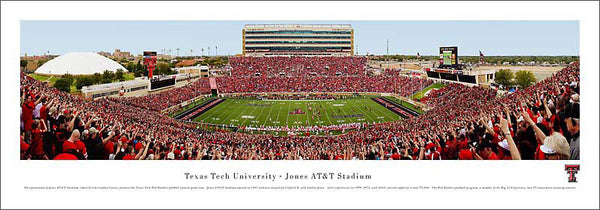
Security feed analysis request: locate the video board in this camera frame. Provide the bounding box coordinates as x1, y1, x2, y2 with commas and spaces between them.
439, 47, 458, 67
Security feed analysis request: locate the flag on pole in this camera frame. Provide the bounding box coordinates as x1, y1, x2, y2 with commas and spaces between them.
479, 50, 484, 63
417, 52, 421, 59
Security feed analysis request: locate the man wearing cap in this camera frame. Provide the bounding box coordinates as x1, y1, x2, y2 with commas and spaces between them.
539, 132, 571, 160
564, 104, 580, 160
55, 130, 83, 160
474, 141, 499, 160
83, 127, 104, 160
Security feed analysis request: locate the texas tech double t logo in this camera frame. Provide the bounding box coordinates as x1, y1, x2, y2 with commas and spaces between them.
565, 164, 580, 183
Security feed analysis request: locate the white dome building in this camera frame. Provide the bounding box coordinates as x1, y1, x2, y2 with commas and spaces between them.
35, 52, 128, 75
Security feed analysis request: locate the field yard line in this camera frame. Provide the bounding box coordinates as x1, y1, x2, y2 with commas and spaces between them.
305, 102, 311, 126
234, 100, 254, 126
221, 99, 247, 126
274, 102, 283, 127
214, 100, 237, 125
371, 99, 402, 122
199, 99, 227, 122
340, 99, 358, 123
372, 102, 399, 121
359, 99, 381, 123
262, 101, 274, 127
252, 101, 269, 127
351, 99, 378, 123
248, 101, 266, 127
285, 101, 291, 127
240, 100, 261, 126
335, 99, 351, 124
323, 101, 334, 125
291, 102, 302, 127
343, 99, 360, 124
194, 99, 222, 122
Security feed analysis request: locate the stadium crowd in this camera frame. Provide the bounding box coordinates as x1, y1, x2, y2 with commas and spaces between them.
229, 56, 368, 77
20, 57, 580, 160
113, 79, 211, 111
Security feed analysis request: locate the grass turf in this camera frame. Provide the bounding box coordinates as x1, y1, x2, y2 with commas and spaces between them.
410, 83, 447, 100
193, 98, 402, 127
29, 74, 51, 82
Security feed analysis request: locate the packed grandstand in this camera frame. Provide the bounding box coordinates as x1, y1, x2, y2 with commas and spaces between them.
20, 56, 580, 160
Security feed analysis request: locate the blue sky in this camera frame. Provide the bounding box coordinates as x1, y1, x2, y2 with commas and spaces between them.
20, 20, 579, 56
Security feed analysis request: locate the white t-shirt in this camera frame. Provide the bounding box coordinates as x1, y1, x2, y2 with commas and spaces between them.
537, 116, 544, 124
33, 103, 42, 118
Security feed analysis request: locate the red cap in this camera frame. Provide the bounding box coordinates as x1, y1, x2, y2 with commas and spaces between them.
493, 126, 500, 133
104, 141, 114, 154
135, 142, 142, 151
20, 140, 30, 152
459, 149, 473, 160
54, 153, 78, 160
120, 136, 128, 144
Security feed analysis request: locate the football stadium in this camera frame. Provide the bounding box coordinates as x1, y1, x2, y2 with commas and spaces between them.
20, 23, 580, 161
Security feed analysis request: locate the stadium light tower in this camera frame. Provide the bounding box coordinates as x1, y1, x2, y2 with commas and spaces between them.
215, 46, 218, 56
386, 40, 389, 57
386, 40, 389, 68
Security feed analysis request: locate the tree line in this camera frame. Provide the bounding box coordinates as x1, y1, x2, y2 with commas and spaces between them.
370, 55, 579, 64
124, 60, 176, 77
494, 69, 537, 89
53, 69, 128, 93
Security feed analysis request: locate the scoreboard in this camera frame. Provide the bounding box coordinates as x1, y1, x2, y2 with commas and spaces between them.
439, 47, 458, 68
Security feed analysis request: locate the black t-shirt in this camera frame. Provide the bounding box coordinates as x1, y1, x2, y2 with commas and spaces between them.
366, 151, 377, 160
84, 136, 104, 160
114, 151, 126, 160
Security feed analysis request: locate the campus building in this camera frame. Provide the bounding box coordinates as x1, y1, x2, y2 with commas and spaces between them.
81, 79, 148, 99
242, 24, 354, 57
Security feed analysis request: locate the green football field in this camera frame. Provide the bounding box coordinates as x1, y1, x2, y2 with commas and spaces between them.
193, 98, 402, 127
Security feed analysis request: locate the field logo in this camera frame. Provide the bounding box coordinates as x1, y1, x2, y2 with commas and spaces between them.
565, 164, 580, 183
